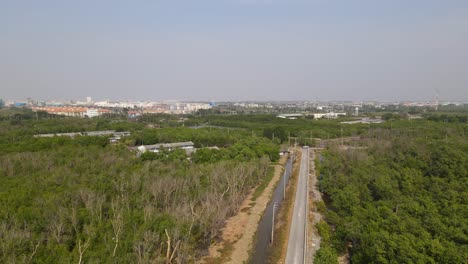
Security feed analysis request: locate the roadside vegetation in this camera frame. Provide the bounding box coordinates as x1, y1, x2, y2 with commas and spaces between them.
316, 120, 467, 263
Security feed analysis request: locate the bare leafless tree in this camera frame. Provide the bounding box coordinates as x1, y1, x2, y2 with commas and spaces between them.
26, 239, 41, 264
48, 214, 65, 244
164, 229, 180, 264
77, 239, 90, 264
111, 199, 124, 258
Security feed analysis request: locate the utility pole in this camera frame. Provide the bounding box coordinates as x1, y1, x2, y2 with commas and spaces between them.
289, 136, 298, 150
283, 161, 288, 200
284, 156, 293, 200
304, 137, 314, 147
341, 127, 344, 146
305, 131, 314, 147
289, 137, 298, 149
271, 202, 279, 244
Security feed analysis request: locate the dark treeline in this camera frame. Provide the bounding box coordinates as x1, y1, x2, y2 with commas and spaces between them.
424, 113, 468, 123
191, 114, 370, 145
132, 127, 249, 148
316, 122, 467, 263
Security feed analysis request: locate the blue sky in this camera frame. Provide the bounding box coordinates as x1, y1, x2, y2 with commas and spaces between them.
1, 0, 468, 101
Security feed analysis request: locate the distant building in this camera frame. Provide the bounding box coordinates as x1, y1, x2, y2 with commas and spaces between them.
34, 130, 131, 140
143, 105, 169, 114
340, 118, 384, 124
86, 108, 99, 118
14, 102, 27, 107
185, 103, 211, 111
32, 107, 111, 118
312, 112, 346, 119
312, 113, 327, 119
83, 130, 130, 137
34, 132, 82, 138
127, 110, 142, 118
98, 108, 111, 116
277, 113, 304, 119
132, 141, 195, 154
32, 107, 87, 117
408, 114, 423, 120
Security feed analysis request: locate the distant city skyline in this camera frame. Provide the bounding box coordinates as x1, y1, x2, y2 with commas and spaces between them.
5, 95, 466, 105
3, 94, 467, 104
2, 1, 468, 102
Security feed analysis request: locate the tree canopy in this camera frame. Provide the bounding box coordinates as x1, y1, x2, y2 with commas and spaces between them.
316, 122, 468, 263
0, 118, 278, 263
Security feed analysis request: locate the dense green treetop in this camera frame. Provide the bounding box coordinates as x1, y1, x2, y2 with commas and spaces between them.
316, 123, 467, 263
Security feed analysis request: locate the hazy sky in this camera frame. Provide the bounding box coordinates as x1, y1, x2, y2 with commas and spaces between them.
1, 0, 468, 102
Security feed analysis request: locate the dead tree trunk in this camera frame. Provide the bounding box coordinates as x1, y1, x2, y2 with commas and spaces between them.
26, 240, 41, 264
111, 201, 124, 258
77, 239, 90, 264
165, 229, 180, 263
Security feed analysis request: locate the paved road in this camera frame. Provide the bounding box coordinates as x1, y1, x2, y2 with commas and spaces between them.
285, 147, 309, 264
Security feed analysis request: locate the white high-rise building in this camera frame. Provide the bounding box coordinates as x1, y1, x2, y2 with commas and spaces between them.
86, 108, 99, 118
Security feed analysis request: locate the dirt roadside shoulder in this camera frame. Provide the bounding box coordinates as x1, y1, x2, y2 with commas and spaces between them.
200, 155, 288, 264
